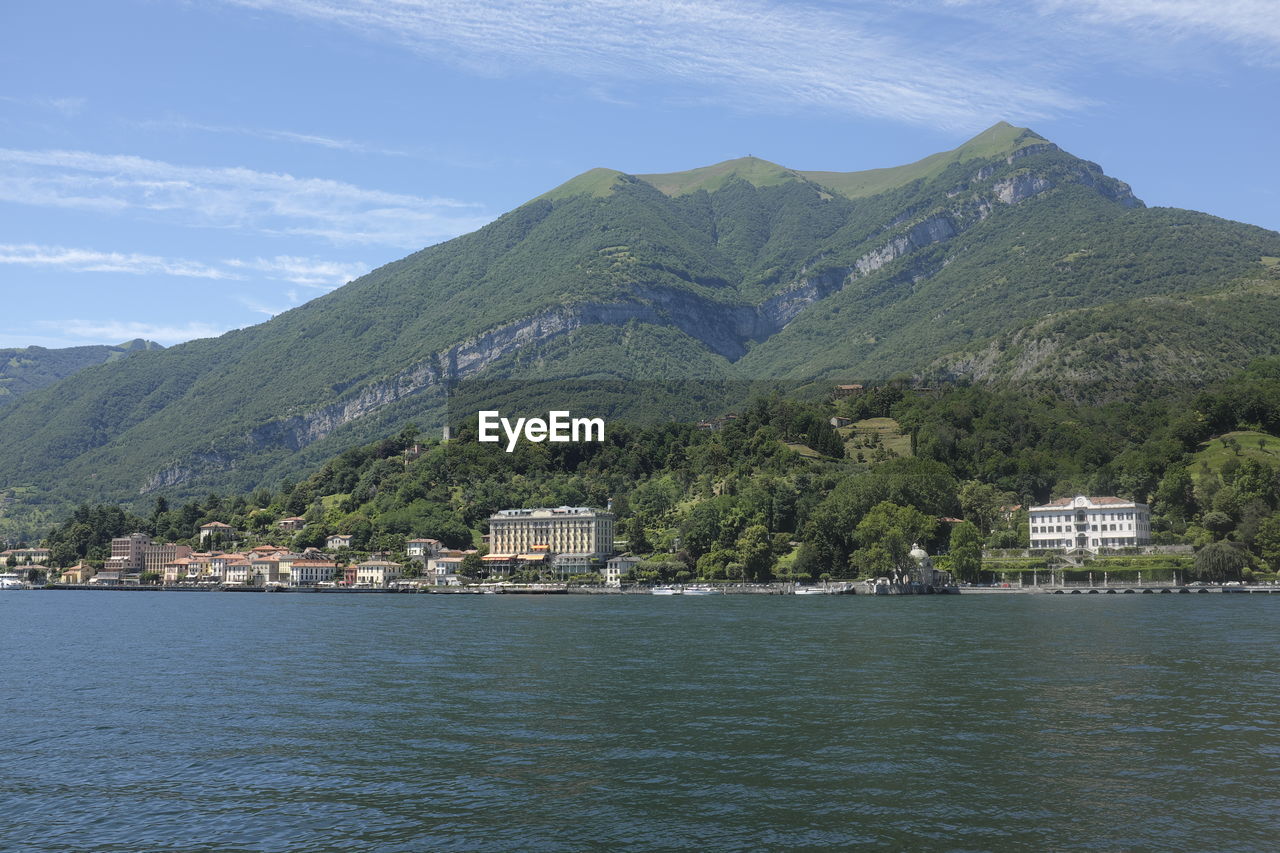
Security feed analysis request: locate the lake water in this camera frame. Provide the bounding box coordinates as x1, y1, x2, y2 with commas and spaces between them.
2, 591, 1277, 851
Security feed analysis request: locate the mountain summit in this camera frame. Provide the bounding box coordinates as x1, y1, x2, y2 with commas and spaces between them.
1, 124, 1277, 525
550, 123, 1059, 201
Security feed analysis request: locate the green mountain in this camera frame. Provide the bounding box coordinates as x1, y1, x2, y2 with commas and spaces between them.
0, 339, 163, 405
2, 122, 1279, 534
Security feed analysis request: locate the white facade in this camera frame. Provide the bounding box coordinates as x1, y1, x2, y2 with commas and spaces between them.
406, 538, 443, 558
427, 556, 464, 585
604, 556, 641, 587
488, 506, 615, 560
1028, 495, 1151, 552
224, 559, 254, 585
551, 553, 597, 578
354, 559, 402, 588
199, 522, 236, 543
206, 555, 229, 582
290, 560, 337, 586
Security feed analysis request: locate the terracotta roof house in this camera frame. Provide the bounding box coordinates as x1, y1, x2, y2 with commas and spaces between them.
60, 563, 93, 584
199, 521, 238, 542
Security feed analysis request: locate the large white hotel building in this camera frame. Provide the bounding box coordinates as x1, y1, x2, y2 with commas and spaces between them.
488, 506, 615, 560
1028, 495, 1151, 552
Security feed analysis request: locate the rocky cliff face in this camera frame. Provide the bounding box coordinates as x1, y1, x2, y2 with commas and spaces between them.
140, 147, 1135, 492
13, 121, 1238, 531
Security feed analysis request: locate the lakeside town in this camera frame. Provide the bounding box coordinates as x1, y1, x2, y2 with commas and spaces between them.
4, 497, 1276, 595
5, 376, 1280, 597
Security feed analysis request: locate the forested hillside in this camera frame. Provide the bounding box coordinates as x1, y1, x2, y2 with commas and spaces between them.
42, 360, 1280, 583
4, 123, 1280, 537
0, 339, 161, 405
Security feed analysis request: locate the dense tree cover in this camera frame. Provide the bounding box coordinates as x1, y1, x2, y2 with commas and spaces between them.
948, 521, 984, 583
930, 278, 1280, 402
738, 186, 1280, 383
38, 361, 1280, 582
0, 339, 160, 407
44, 503, 148, 567
1193, 542, 1251, 583
4, 124, 1279, 546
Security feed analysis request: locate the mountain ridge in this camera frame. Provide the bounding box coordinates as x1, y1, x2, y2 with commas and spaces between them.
0, 339, 163, 406
544, 122, 1060, 203
1, 123, 1277, 539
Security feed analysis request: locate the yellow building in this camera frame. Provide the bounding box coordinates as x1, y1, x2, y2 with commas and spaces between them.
60, 563, 93, 584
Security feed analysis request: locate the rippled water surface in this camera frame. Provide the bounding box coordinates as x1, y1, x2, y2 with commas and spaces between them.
2, 592, 1277, 851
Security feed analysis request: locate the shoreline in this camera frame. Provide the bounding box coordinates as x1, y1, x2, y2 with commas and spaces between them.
25, 583, 1280, 595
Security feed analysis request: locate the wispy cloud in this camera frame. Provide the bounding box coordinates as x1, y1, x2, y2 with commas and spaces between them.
0, 244, 235, 279
215, 0, 1280, 129
0, 95, 87, 117
238, 296, 294, 318
222, 255, 369, 287
1038, 0, 1280, 63
0, 243, 369, 288
0, 147, 492, 248
137, 117, 412, 156
43, 319, 238, 347
218, 0, 1088, 128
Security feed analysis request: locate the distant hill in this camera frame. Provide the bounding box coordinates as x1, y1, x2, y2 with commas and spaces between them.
2, 121, 1280, 534
0, 339, 163, 405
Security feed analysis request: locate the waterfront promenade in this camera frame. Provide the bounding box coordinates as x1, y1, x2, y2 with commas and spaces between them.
34, 581, 1280, 595
964, 584, 1280, 594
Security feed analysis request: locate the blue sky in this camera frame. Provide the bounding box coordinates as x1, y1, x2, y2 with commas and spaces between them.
1, 0, 1277, 348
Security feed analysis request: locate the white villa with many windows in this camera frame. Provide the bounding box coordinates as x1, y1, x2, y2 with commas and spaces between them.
488, 506, 615, 561
1028, 495, 1151, 552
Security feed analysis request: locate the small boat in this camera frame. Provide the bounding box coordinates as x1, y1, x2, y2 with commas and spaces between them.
792, 585, 830, 595
650, 586, 681, 595
682, 585, 722, 595
0, 572, 27, 590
